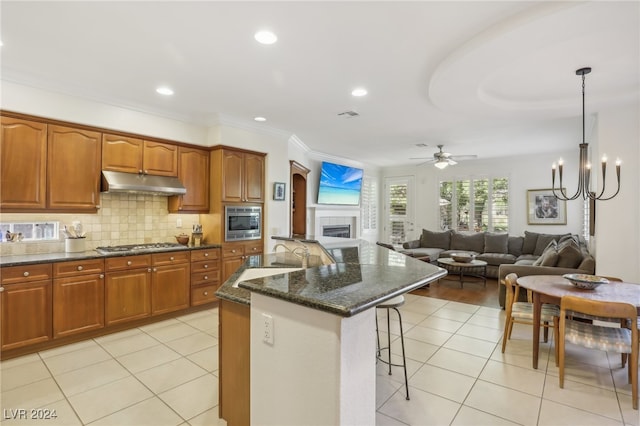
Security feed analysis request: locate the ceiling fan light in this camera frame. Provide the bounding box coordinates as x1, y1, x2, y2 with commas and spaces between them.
434, 161, 448, 169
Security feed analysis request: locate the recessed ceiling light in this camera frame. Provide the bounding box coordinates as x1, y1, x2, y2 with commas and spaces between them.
351, 88, 368, 97
156, 87, 174, 96
254, 116, 267, 122
254, 30, 277, 45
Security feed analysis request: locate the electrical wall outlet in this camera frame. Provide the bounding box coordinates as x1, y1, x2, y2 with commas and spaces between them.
176, 218, 182, 228
262, 313, 274, 345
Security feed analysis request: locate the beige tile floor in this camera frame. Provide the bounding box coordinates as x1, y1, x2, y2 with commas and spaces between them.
1, 294, 638, 425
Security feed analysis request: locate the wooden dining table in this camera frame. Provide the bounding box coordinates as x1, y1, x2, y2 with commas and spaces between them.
516, 275, 640, 369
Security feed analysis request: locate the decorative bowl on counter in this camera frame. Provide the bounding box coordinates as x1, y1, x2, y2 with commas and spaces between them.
450, 253, 475, 263
563, 273, 609, 290
175, 234, 190, 245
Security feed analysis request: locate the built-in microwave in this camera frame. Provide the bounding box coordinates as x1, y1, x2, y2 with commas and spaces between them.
225, 205, 262, 241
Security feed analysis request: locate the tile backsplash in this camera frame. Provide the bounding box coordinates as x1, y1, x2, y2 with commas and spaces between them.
0, 193, 200, 257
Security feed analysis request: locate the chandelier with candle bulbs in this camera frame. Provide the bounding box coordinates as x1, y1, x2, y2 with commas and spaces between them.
551, 67, 621, 201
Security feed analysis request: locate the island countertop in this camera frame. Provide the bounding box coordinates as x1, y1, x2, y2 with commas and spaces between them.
215, 239, 447, 317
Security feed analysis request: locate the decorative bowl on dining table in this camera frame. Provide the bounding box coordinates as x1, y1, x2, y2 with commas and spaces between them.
562, 273, 609, 290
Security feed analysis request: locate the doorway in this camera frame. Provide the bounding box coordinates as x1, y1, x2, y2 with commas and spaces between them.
290, 161, 310, 237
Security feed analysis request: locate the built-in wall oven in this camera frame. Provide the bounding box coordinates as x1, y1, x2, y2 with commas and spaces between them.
225, 205, 262, 241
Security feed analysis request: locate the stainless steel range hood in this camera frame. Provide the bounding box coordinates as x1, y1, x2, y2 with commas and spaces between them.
101, 170, 187, 196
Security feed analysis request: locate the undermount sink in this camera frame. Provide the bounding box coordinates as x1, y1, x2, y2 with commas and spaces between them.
232, 267, 303, 288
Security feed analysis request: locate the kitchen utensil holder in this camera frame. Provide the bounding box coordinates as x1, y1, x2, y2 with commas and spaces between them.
65, 238, 86, 253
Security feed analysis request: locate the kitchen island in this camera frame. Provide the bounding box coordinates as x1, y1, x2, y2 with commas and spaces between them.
216, 239, 446, 425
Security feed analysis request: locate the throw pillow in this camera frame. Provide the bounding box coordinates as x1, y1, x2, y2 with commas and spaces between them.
556, 240, 584, 268
522, 231, 539, 255
450, 231, 485, 253
534, 233, 570, 256
578, 256, 596, 274
533, 240, 557, 266
419, 229, 451, 250
484, 232, 508, 254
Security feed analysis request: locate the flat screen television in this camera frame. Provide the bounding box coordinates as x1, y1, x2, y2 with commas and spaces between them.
317, 161, 364, 206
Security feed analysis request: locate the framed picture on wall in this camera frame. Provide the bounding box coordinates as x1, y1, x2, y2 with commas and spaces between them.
527, 189, 567, 225
273, 182, 286, 201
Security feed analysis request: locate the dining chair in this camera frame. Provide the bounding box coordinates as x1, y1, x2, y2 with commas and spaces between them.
558, 295, 638, 410
501, 273, 560, 357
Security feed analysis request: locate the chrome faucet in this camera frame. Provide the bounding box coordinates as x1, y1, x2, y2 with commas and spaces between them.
273, 242, 310, 268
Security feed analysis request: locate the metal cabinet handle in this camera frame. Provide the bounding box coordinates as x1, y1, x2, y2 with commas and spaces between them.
204, 264, 208, 269
138, 169, 143, 174
99, 274, 104, 279
77, 266, 84, 271
170, 256, 174, 261
144, 169, 148, 174
153, 268, 157, 272
0, 286, 4, 292
127, 261, 132, 266
23, 271, 29, 277
231, 249, 236, 253
204, 276, 208, 280
148, 268, 152, 272
204, 253, 209, 257
204, 291, 208, 296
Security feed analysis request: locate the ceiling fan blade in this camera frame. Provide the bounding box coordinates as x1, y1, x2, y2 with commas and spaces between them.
449, 155, 477, 161
447, 159, 458, 166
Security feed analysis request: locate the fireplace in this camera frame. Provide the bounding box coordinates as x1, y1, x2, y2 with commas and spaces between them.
322, 225, 351, 238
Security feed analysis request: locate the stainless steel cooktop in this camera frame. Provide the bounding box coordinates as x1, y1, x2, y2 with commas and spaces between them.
95, 242, 187, 255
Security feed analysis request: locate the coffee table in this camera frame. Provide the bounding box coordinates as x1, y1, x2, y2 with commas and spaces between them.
436, 258, 487, 288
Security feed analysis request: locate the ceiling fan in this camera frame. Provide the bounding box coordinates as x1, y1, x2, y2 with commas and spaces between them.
411, 144, 478, 169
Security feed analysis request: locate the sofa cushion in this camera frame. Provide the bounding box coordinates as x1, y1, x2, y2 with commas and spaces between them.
515, 256, 538, 266
555, 240, 584, 268
522, 231, 539, 254
534, 233, 570, 256
484, 232, 508, 254
477, 253, 516, 266
508, 236, 524, 257
450, 231, 485, 252
419, 229, 451, 250
578, 255, 596, 274
402, 247, 444, 260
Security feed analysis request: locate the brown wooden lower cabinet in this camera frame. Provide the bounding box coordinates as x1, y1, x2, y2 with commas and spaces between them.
105, 268, 152, 326
1, 280, 53, 351
53, 273, 105, 338
151, 263, 190, 315
219, 299, 250, 426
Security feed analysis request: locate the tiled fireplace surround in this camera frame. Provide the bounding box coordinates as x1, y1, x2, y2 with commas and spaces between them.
311, 207, 360, 240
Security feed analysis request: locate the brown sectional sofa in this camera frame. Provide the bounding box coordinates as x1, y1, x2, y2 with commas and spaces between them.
401, 229, 595, 307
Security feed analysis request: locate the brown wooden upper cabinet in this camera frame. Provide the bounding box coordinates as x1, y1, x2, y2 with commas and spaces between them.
214, 148, 265, 203
168, 146, 210, 213
102, 134, 178, 176
0, 116, 48, 210
48, 125, 101, 211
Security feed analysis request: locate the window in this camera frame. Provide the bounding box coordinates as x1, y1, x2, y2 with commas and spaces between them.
0, 222, 60, 242
384, 177, 414, 244
361, 176, 378, 231
439, 177, 509, 232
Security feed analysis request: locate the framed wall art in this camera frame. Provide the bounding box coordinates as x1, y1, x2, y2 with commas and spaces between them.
527, 189, 567, 225
273, 182, 286, 201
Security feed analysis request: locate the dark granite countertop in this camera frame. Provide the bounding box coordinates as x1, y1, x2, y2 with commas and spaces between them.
0, 243, 222, 267
216, 239, 447, 317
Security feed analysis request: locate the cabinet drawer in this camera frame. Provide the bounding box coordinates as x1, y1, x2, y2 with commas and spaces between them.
191, 284, 219, 306
244, 241, 262, 256
105, 255, 151, 271
152, 251, 190, 265
53, 258, 105, 277
222, 245, 244, 258
191, 270, 220, 286
1, 263, 52, 284
191, 260, 219, 273
191, 249, 220, 261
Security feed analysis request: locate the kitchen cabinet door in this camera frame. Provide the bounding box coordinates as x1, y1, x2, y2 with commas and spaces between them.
0, 116, 48, 210
1, 280, 52, 351
168, 146, 210, 213
105, 268, 152, 326
151, 263, 190, 315
102, 134, 144, 174
53, 273, 105, 338
143, 140, 178, 176
244, 152, 265, 203
47, 125, 101, 211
